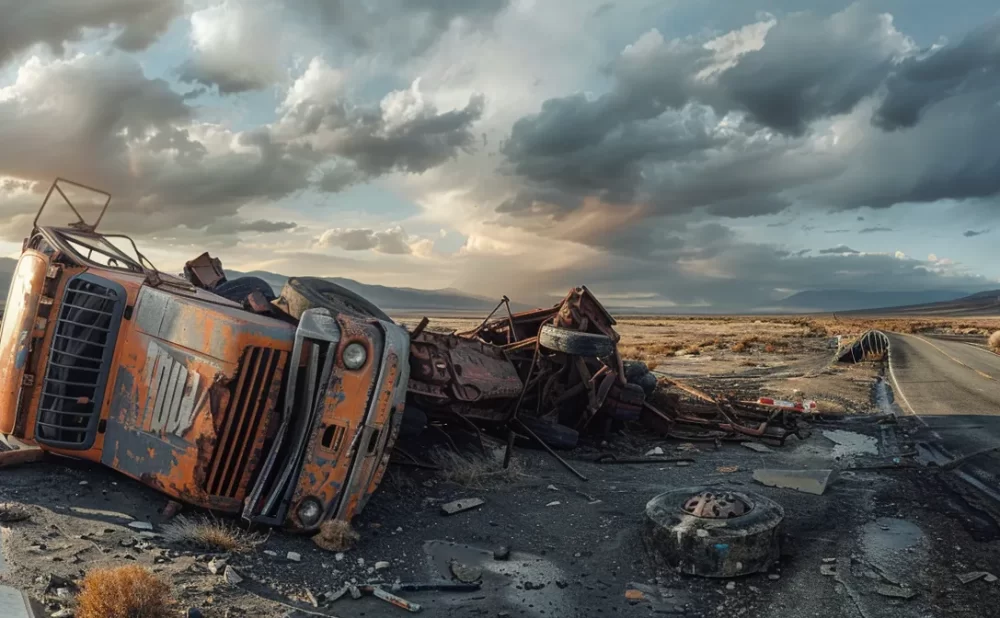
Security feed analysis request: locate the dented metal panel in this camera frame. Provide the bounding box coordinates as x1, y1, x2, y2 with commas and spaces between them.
0, 251, 49, 434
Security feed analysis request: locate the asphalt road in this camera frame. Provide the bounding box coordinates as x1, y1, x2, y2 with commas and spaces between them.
887, 333, 1000, 457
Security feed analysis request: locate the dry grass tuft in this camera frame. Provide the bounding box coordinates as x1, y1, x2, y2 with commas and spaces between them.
430, 448, 524, 488
990, 330, 1000, 353
162, 515, 265, 553
77, 565, 172, 618
312, 519, 360, 553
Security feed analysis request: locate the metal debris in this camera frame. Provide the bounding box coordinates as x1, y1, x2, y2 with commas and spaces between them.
440, 498, 484, 515
875, 584, 917, 599
752, 469, 834, 495
957, 571, 995, 585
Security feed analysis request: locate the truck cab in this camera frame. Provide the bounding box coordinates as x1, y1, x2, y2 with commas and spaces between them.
0, 179, 410, 530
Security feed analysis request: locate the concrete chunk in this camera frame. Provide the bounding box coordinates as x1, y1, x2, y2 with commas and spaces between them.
752, 469, 834, 495
440, 498, 484, 515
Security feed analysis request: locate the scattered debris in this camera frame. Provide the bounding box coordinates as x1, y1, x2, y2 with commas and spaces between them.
312, 519, 360, 553
625, 588, 646, 601
876, 584, 917, 599
286, 551, 301, 563
645, 447, 665, 456
374, 561, 390, 570
76, 565, 172, 618
820, 564, 837, 576
717, 465, 739, 473
493, 545, 511, 561
371, 586, 421, 613
957, 571, 995, 585
440, 498, 485, 516
450, 561, 483, 583
725, 581, 736, 590
545, 501, 561, 507
823, 430, 878, 459
127, 521, 154, 531
752, 469, 834, 495
223, 566, 244, 586
207, 558, 227, 575
742, 442, 773, 453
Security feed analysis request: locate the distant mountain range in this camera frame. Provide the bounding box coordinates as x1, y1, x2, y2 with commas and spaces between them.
773, 289, 973, 313
0, 256, 995, 316
228, 270, 532, 314
841, 289, 1000, 317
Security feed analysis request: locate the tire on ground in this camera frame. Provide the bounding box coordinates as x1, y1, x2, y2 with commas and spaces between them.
643, 486, 784, 577
278, 276, 392, 322
538, 325, 614, 357
518, 416, 579, 450
624, 360, 649, 382
213, 276, 276, 302
636, 372, 658, 397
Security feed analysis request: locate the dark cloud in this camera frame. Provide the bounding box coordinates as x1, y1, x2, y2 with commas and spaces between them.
498, 5, 912, 227
707, 5, 910, 135
873, 18, 1000, 131
964, 229, 990, 237
279, 62, 485, 180
0, 0, 182, 67
315, 226, 413, 254
289, 0, 509, 58
857, 216, 865, 221
859, 226, 892, 233
825, 229, 850, 233
818, 245, 860, 254
204, 219, 298, 235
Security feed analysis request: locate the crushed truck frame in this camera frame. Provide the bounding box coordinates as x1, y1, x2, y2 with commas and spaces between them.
0, 178, 410, 531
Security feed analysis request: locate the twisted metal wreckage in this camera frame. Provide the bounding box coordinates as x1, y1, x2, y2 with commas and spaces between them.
0, 178, 821, 529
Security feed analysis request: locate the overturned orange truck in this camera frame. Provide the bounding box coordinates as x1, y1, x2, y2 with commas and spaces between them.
0, 179, 409, 531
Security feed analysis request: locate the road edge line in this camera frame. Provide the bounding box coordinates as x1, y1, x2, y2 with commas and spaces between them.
886, 333, 925, 427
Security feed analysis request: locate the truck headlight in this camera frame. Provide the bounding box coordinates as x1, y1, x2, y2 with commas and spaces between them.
297, 497, 323, 527
343, 342, 367, 370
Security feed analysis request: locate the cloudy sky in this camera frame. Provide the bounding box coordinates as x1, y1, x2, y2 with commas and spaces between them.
1, 0, 998, 310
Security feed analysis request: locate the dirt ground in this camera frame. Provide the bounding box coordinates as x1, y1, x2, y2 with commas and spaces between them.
2, 316, 999, 617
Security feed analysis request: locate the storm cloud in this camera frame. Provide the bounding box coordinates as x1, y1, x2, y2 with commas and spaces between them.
0, 0, 182, 67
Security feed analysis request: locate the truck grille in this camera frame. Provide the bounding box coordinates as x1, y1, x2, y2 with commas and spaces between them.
37, 276, 124, 449
205, 347, 286, 499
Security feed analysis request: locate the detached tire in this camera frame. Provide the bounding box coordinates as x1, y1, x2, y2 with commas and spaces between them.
518, 417, 579, 450
278, 277, 392, 322
213, 276, 276, 302
539, 325, 614, 357
643, 486, 784, 577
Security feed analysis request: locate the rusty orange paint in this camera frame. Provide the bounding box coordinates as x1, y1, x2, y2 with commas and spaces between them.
3, 217, 406, 530
0, 250, 50, 434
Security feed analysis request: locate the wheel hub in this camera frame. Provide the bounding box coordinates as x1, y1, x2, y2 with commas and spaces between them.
681, 491, 752, 519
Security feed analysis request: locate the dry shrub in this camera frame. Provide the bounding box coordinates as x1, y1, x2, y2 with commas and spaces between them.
162, 515, 264, 553
990, 331, 1000, 353
646, 361, 659, 372
312, 519, 360, 553
764, 344, 776, 353
682, 344, 701, 356
77, 565, 172, 618
429, 447, 524, 488
730, 341, 748, 353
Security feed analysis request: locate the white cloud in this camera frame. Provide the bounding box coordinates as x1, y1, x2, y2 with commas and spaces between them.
180, 1, 285, 93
